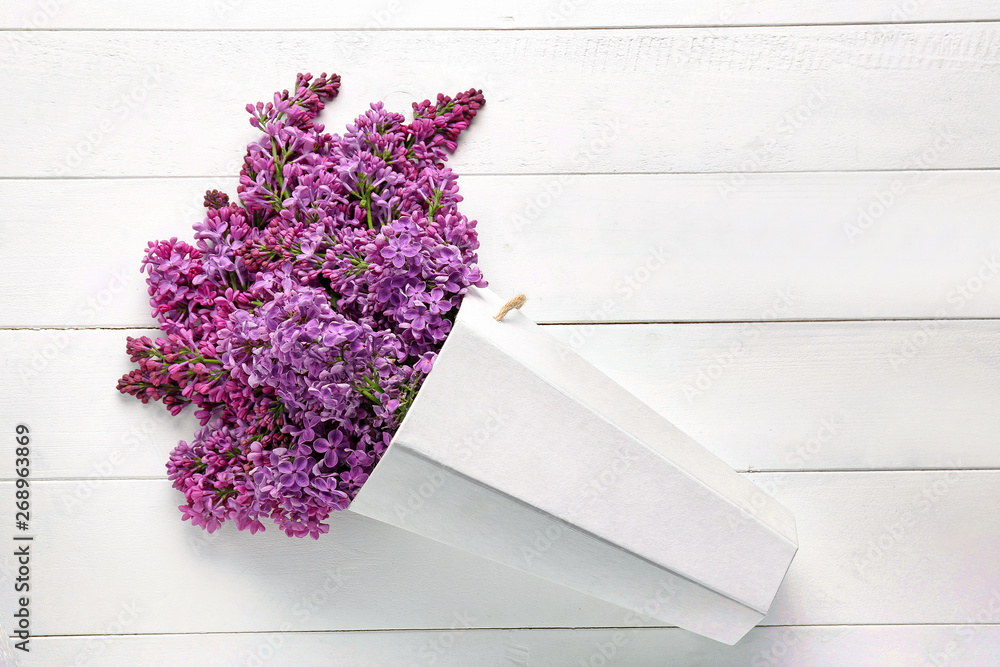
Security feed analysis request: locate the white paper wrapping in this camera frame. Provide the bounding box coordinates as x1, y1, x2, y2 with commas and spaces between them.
350, 287, 797, 644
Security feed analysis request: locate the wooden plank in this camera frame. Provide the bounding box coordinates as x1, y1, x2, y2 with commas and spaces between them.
20, 625, 1000, 666
0, 480, 640, 636
0, 329, 199, 480
547, 319, 1000, 472
2, 319, 997, 479
5, 172, 1000, 327
468, 171, 1000, 322
2, 26, 999, 178
4, 0, 1000, 30
0, 473, 996, 635
761, 471, 1000, 626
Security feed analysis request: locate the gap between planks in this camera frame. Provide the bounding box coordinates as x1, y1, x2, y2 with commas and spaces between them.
23, 622, 1000, 639
5, 167, 1000, 181
4, 317, 1000, 331
5, 19, 1000, 32
19, 623, 1000, 639
7, 470, 1000, 483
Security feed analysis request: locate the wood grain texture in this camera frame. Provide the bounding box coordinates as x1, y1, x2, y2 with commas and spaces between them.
0, 329, 199, 479
0, 473, 996, 637
3, 25, 999, 178
4, 0, 1000, 30
469, 170, 1000, 322
22, 626, 1000, 667
5, 172, 1000, 327
2, 4, 998, 663
2, 322, 997, 480
547, 319, 1000, 471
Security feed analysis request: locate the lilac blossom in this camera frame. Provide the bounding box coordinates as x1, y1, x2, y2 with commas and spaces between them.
118, 72, 486, 538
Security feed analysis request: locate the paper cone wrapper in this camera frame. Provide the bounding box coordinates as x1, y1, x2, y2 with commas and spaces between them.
349, 287, 797, 645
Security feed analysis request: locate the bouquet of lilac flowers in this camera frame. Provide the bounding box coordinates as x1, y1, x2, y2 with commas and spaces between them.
117, 72, 486, 539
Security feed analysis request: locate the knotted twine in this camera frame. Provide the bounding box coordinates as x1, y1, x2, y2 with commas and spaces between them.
494, 294, 526, 322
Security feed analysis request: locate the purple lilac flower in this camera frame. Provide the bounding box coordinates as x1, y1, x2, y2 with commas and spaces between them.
117, 73, 486, 538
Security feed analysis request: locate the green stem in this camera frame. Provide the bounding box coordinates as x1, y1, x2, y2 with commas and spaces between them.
427, 188, 443, 221
357, 386, 378, 404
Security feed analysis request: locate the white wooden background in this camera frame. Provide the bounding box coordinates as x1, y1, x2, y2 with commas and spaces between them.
2, 1, 1000, 665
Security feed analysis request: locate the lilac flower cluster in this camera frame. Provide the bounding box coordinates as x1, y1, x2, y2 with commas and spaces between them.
118, 73, 486, 538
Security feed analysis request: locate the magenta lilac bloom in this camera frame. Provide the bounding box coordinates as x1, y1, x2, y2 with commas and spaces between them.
117, 73, 486, 538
